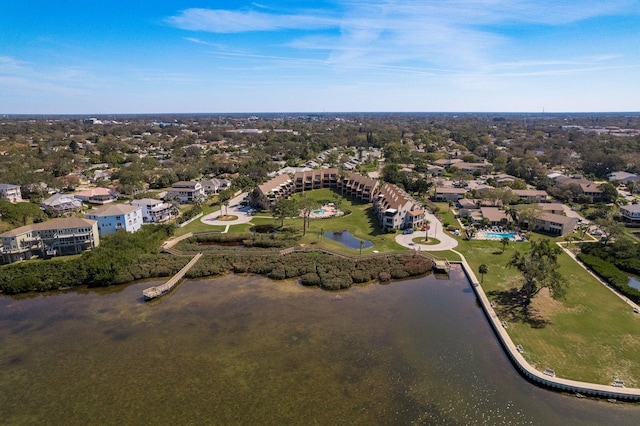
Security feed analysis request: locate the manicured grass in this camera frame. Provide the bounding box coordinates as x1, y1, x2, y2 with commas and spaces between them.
412, 236, 441, 246
455, 235, 640, 385
249, 189, 406, 254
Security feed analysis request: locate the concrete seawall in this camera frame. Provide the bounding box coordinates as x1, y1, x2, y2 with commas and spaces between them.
453, 257, 640, 401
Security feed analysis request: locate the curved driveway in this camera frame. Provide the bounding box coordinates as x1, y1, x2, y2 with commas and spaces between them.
200, 192, 254, 231
395, 212, 459, 251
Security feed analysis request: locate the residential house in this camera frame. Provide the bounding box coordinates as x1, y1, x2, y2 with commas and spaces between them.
608, 171, 640, 185
74, 187, 118, 204
434, 187, 467, 202
519, 202, 565, 215
426, 165, 444, 176
554, 175, 603, 202
132, 198, 174, 223
434, 158, 463, 168
534, 213, 578, 236
40, 193, 83, 216
620, 204, 640, 223
511, 189, 549, 203
457, 198, 480, 218
373, 183, 425, 230
0, 184, 22, 203
85, 204, 143, 236
578, 182, 603, 202
479, 207, 511, 226
454, 162, 492, 175
0, 217, 99, 263
166, 181, 205, 204
201, 178, 230, 194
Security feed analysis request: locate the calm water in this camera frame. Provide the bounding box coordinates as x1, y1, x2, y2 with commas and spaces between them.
1, 268, 640, 425
324, 230, 373, 249
629, 276, 640, 291
485, 232, 516, 240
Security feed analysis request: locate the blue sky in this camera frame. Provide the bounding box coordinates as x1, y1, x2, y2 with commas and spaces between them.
1, 1, 639, 114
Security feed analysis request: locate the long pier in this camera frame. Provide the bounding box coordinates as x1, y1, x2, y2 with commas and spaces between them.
143, 252, 203, 300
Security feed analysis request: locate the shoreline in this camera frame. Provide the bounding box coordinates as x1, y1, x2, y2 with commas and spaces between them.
453, 254, 640, 400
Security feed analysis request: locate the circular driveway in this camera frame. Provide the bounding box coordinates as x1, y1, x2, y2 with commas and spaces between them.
200, 192, 255, 227
395, 212, 459, 251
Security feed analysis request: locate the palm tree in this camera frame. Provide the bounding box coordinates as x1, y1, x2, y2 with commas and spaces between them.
425, 219, 431, 241
359, 239, 364, 256
501, 237, 510, 253
478, 264, 488, 284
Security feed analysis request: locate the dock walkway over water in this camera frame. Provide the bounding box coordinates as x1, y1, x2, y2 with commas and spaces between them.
143, 252, 202, 300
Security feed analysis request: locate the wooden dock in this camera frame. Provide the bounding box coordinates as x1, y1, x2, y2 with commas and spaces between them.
143, 252, 203, 300
433, 259, 451, 273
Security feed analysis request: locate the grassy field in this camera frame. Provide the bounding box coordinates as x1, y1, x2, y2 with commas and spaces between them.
455, 234, 640, 386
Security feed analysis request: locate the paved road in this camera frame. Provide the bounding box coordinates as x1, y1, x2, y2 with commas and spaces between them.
395, 211, 459, 251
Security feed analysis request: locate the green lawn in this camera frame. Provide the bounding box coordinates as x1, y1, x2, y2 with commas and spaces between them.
455, 235, 640, 386
292, 189, 406, 253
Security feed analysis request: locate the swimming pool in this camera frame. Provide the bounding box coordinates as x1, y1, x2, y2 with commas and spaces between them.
312, 209, 326, 215
484, 232, 516, 240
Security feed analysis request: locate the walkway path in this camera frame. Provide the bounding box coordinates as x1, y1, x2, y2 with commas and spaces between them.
394, 211, 459, 251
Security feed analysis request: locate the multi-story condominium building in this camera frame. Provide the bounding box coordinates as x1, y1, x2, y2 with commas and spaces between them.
166, 181, 205, 204
0, 217, 99, 263
0, 184, 23, 203
252, 168, 378, 210
620, 204, 640, 223
132, 198, 175, 223
85, 204, 143, 236
336, 172, 379, 203
373, 183, 425, 230
253, 174, 296, 210
40, 193, 83, 216
294, 168, 339, 192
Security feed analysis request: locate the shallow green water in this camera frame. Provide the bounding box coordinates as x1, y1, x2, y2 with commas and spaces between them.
1, 267, 640, 425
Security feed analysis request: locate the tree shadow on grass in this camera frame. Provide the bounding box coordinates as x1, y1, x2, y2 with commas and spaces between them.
486, 288, 550, 329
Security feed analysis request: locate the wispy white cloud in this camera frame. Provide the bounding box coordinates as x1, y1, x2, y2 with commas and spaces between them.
166, 1, 635, 73
167, 8, 338, 33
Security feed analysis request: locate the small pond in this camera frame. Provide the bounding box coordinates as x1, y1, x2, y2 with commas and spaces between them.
628, 276, 640, 291
324, 231, 373, 249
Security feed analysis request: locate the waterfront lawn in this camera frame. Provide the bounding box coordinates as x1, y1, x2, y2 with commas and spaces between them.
456, 236, 640, 386
250, 189, 406, 254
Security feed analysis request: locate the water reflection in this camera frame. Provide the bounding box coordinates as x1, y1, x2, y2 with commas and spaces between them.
323, 230, 373, 249
0, 269, 639, 424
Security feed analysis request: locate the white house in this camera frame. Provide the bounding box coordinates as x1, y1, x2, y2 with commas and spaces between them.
166, 181, 205, 204
0, 217, 99, 263
85, 204, 143, 236
201, 178, 230, 194
132, 198, 174, 223
620, 204, 640, 223
0, 184, 23, 203
40, 193, 83, 216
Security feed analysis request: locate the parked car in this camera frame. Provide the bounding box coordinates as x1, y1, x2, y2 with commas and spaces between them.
403, 228, 414, 235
